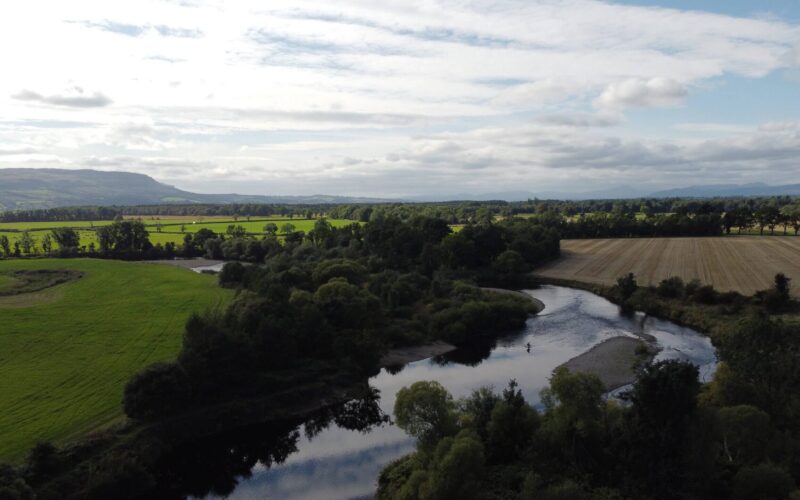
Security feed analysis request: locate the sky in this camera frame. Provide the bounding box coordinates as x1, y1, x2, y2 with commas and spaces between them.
0, 0, 799, 197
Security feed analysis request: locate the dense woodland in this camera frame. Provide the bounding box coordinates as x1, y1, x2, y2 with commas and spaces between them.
124, 215, 559, 419
377, 275, 800, 500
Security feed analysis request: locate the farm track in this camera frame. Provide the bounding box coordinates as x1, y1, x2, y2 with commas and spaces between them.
537, 237, 800, 296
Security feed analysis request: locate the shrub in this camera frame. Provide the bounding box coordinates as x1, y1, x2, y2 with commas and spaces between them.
656, 277, 684, 299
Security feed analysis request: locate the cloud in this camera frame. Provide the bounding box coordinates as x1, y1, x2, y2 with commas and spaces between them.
536, 112, 622, 128
12, 89, 112, 108
0, 146, 39, 156
77, 20, 202, 38
595, 78, 688, 109
2, 0, 800, 196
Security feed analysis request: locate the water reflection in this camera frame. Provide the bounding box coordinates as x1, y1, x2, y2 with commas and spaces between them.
174, 285, 716, 500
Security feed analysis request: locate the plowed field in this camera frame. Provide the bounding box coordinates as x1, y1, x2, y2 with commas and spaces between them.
535, 237, 800, 296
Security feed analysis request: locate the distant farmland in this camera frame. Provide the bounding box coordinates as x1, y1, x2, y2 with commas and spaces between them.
535, 237, 800, 297
0, 216, 357, 252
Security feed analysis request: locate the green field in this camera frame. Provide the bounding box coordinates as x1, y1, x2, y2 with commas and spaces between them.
0, 217, 358, 253
0, 259, 233, 461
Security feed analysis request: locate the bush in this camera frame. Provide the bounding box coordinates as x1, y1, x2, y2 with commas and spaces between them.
656, 277, 684, 299
615, 273, 637, 301
690, 284, 717, 305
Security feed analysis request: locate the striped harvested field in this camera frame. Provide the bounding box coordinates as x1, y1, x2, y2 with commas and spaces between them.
535, 237, 800, 297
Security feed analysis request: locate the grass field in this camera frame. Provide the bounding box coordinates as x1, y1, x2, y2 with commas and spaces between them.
0, 217, 357, 252
0, 259, 233, 461
535, 236, 800, 297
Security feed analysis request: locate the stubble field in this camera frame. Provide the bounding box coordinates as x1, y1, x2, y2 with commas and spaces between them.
535, 236, 800, 296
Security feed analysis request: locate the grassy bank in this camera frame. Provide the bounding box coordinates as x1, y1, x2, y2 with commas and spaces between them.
0, 258, 233, 461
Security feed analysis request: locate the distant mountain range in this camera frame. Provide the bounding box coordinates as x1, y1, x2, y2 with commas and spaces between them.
409, 183, 800, 201
646, 183, 800, 198
0, 169, 390, 211
1, 169, 799, 211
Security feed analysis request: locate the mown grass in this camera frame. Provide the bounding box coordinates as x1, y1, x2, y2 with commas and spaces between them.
0, 259, 233, 462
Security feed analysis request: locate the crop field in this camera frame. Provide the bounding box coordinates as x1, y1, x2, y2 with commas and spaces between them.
535, 236, 800, 297
0, 259, 233, 461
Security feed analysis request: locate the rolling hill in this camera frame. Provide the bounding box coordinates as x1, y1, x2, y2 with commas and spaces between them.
0, 168, 388, 211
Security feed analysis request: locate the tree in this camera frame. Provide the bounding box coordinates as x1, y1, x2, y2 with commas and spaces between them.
714, 315, 799, 424
427, 432, 486, 500
19, 232, 36, 254
486, 380, 538, 463
780, 204, 800, 235
620, 360, 700, 498
51, 228, 80, 250
0, 235, 10, 256
755, 205, 780, 235
540, 367, 605, 442
774, 273, 791, 304
40, 234, 52, 254
263, 223, 278, 235
0, 464, 34, 499
226, 225, 247, 238
280, 222, 296, 235
732, 463, 795, 500
394, 381, 457, 449
97, 221, 151, 255
717, 405, 772, 466
123, 362, 190, 420
616, 272, 638, 301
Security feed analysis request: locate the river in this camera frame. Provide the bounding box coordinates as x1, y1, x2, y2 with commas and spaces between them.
166, 285, 717, 499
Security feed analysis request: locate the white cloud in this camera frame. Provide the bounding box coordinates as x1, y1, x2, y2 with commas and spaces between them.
0, 0, 798, 195
594, 77, 688, 110
12, 88, 112, 108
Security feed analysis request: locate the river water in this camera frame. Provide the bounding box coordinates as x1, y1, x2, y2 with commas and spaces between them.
178, 285, 716, 500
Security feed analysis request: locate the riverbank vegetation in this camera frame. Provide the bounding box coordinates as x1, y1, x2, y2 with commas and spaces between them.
378, 290, 800, 498
0, 215, 558, 498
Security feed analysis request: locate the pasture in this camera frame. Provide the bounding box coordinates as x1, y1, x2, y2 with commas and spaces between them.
0, 217, 357, 253
0, 259, 232, 461
535, 236, 800, 297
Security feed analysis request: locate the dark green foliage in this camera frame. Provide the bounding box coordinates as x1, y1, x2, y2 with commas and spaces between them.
394, 381, 457, 449
50, 228, 80, 251
0, 464, 34, 500
732, 463, 795, 500
123, 362, 191, 420
486, 380, 539, 463
713, 315, 800, 426
96, 221, 152, 257
615, 272, 637, 301
218, 261, 246, 287
24, 442, 59, 486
